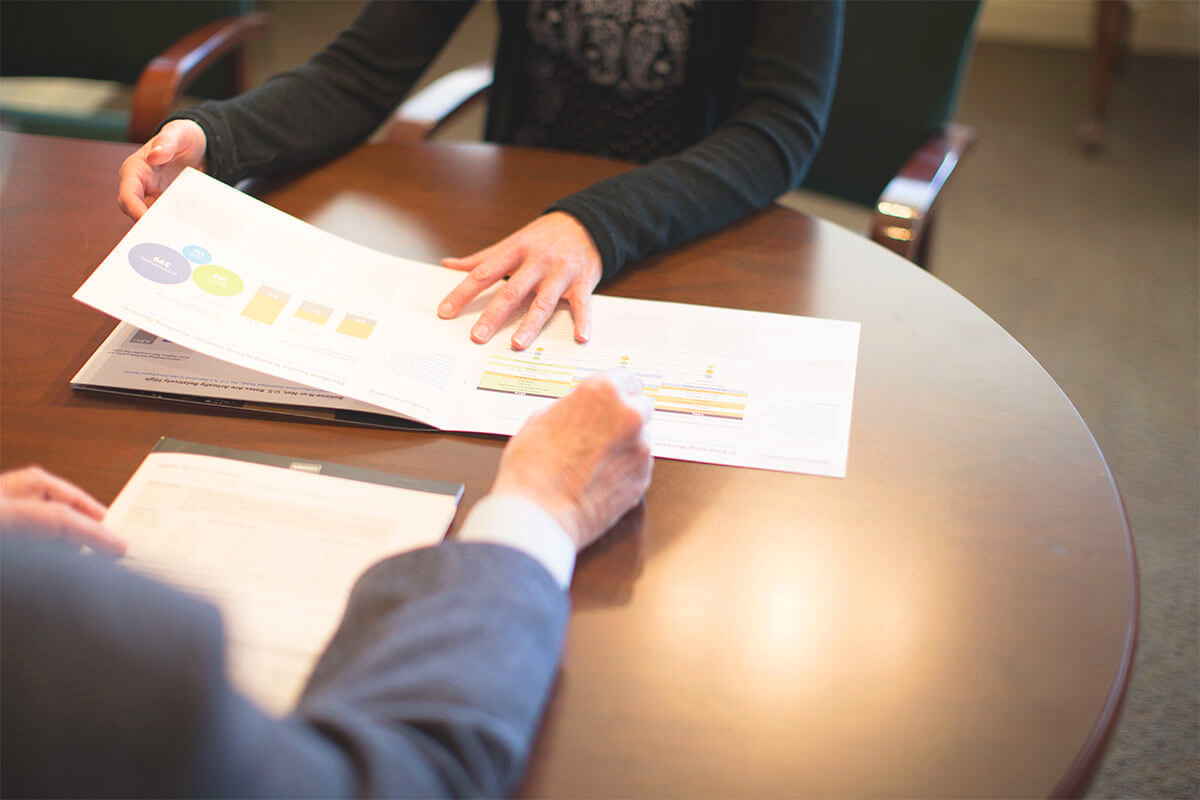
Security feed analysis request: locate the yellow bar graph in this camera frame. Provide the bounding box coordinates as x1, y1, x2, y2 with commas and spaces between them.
476, 351, 748, 420
294, 300, 332, 326
478, 370, 574, 398
241, 286, 290, 325
336, 313, 377, 340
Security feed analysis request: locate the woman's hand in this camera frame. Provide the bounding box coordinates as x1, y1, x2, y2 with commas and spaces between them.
117, 119, 208, 220
437, 212, 603, 350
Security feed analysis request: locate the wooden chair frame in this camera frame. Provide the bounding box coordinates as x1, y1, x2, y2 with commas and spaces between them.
129, 12, 269, 142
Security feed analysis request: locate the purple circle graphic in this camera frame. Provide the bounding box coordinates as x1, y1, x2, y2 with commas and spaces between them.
128, 242, 190, 284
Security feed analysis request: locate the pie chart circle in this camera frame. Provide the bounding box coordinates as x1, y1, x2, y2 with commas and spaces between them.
128, 242, 190, 284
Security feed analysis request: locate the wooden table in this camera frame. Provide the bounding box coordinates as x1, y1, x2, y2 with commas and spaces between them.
0, 132, 1136, 798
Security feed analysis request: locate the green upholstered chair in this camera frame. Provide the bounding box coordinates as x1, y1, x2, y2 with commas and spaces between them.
386, 0, 981, 270
0, 0, 267, 143
800, 0, 981, 267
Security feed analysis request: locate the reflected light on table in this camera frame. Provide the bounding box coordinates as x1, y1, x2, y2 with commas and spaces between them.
643, 527, 936, 712
305, 191, 445, 261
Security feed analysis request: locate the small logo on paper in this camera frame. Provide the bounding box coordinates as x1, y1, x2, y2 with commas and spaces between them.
289, 462, 322, 474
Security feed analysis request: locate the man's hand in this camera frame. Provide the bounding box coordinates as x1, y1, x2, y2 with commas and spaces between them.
492, 370, 654, 550
117, 119, 208, 220
0, 466, 125, 555
437, 212, 603, 350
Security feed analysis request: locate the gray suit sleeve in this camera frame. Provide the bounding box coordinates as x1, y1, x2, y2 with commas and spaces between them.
0, 537, 567, 799
289, 541, 569, 798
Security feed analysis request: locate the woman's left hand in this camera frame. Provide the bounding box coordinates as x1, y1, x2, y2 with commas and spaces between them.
437, 211, 603, 350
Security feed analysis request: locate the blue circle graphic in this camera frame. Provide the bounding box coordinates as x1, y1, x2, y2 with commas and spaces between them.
128, 242, 190, 284
182, 245, 212, 264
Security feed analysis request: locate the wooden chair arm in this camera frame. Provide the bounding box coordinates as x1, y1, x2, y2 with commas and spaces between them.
385, 60, 493, 144
128, 12, 269, 143
870, 122, 976, 267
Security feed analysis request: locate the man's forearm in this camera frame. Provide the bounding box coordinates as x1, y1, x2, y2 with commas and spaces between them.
294, 540, 569, 798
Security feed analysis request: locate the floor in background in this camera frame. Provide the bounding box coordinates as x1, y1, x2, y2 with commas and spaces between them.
251, 4, 1199, 796
936, 41, 1199, 800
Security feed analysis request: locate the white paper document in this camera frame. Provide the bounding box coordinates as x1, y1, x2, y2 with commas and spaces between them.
75, 169, 861, 477
106, 438, 463, 714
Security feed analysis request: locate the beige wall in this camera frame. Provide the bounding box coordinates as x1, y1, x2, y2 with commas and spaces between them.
977, 0, 1200, 55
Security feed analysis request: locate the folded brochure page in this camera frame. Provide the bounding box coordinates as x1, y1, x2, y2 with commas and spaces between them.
73, 321, 431, 431
107, 438, 463, 714
75, 168, 861, 477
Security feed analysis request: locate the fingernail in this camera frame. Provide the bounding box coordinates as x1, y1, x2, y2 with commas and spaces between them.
472, 324, 490, 340
438, 301, 454, 317
512, 332, 528, 349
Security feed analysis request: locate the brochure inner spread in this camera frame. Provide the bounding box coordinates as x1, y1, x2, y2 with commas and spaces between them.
74, 169, 861, 477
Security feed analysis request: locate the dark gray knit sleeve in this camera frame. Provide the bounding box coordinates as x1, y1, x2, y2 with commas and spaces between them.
550, 1, 843, 281
167, 0, 475, 185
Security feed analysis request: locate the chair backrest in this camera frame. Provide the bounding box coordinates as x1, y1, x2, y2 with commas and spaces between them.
800, 0, 982, 207
0, 0, 254, 100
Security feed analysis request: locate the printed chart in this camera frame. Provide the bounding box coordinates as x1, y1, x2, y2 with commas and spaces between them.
77, 169, 861, 477
128, 240, 380, 344
478, 348, 749, 421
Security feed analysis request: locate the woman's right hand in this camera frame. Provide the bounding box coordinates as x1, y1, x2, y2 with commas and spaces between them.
117, 119, 208, 220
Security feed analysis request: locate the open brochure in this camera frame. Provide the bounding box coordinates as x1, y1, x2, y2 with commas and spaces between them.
75, 168, 861, 477
73, 322, 431, 431
107, 438, 463, 713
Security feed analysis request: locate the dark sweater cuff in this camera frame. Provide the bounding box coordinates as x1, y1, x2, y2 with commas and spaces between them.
163, 106, 240, 186
547, 197, 624, 282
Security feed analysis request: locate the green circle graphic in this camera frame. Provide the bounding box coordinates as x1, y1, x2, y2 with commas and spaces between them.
192, 264, 244, 297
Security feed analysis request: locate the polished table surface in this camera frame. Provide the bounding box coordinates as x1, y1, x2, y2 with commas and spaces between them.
0, 132, 1136, 798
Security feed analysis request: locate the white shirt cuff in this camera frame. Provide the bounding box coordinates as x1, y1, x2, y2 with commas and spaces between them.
456, 494, 576, 589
